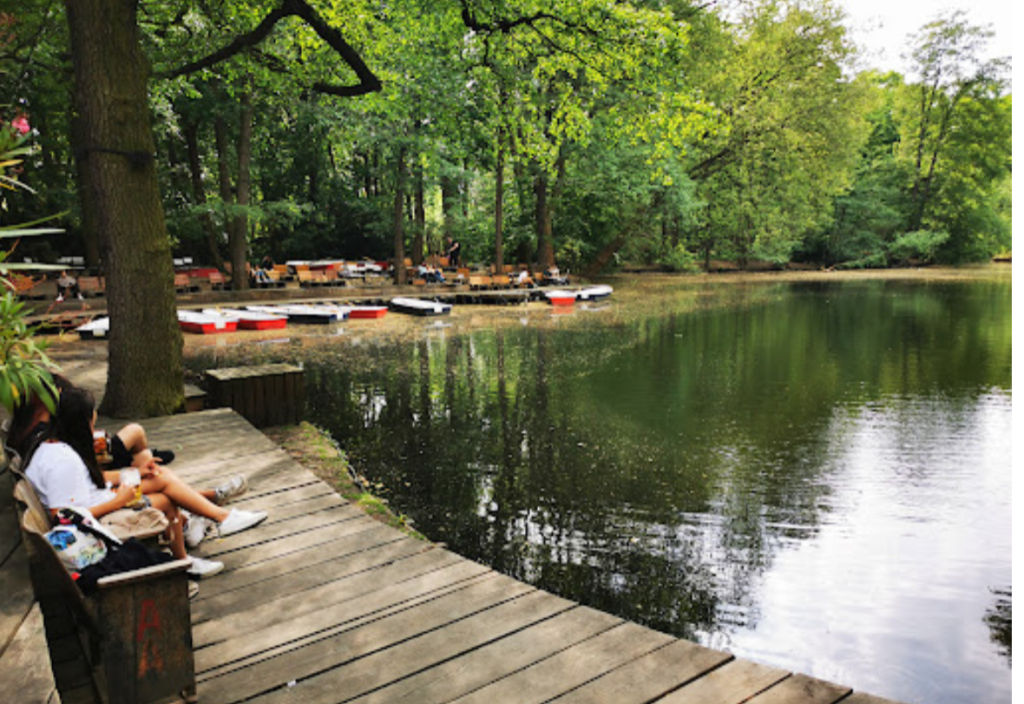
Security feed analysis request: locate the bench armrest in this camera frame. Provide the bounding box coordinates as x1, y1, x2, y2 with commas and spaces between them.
97, 558, 192, 589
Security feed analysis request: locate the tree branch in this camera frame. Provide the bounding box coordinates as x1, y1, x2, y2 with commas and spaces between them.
157, 0, 380, 97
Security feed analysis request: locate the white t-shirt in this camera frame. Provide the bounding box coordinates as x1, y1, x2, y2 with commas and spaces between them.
25, 441, 115, 511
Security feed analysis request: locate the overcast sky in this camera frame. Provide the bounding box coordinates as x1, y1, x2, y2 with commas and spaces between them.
836, 0, 1013, 74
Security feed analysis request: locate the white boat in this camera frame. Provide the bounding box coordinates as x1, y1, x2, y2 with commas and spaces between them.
576, 285, 613, 301
203, 308, 287, 330
390, 297, 453, 317
76, 317, 110, 340
308, 303, 353, 320
177, 310, 237, 334
247, 304, 339, 325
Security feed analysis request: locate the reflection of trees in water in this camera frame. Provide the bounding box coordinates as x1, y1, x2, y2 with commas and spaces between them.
183, 278, 1010, 647
984, 588, 1011, 665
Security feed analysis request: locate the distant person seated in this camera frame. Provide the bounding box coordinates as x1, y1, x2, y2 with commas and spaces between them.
417, 264, 445, 284
516, 270, 536, 288
260, 254, 275, 271
545, 266, 568, 285
249, 261, 272, 284
56, 270, 82, 302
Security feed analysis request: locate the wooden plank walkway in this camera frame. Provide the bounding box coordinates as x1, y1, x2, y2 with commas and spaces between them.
3, 407, 904, 704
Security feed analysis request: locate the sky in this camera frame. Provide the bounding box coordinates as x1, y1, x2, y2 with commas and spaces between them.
835, 0, 1013, 74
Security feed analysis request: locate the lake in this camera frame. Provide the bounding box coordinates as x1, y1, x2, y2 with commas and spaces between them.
189, 271, 1012, 704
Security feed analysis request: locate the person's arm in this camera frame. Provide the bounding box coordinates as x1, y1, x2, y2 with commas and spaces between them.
48, 483, 134, 520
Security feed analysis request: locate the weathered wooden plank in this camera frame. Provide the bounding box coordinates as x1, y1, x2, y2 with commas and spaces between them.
655, 659, 789, 704
193, 547, 469, 647
0, 605, 57, 704
196, 573, 533, 704
190, 525, 415, 609
196, 556, 492, 675
747, 674, 850, 704
448, 620, 678, 704
549, 638, 733, 704
241, 589, 577, 704
346, 604, 621, 704
842, 692, 907, 704
195, 503, 365, 557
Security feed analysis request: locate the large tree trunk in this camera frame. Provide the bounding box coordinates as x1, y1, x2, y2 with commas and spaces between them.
71, 111, 103, 270
183, 118, 225, 270
534, 172, 554, 269
441, 175, 458, 240
393, 147, 407, 285
230, 90, 253, 291
412, 158, 425, 265
66, 0, 183, 417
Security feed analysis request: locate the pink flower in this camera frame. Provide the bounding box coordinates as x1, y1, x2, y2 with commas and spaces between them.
11, 116, 29, 135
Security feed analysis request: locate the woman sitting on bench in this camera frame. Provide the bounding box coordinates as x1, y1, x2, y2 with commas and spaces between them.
24, 387, 268, 579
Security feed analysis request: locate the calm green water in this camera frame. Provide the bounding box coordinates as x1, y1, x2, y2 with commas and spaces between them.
195, 274, 1013, 704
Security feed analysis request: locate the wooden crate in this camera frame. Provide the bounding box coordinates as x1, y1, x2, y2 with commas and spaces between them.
205, 364, 304, 428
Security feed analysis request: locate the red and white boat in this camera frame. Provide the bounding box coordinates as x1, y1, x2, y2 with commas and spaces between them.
204, 308, 287, 331
544, 290, 577, 307
177, 310, 237, 334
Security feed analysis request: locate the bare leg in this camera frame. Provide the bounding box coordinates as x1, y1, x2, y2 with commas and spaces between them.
141, 469, 230, 523
116, 422, 149, 454
147, 493, 187, 559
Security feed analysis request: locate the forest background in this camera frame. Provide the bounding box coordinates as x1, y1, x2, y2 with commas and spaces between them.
2, 0, 1012, 278
0, 0, 1012, 417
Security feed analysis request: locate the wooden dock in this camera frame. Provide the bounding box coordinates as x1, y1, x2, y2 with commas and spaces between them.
3, 408, 902, 704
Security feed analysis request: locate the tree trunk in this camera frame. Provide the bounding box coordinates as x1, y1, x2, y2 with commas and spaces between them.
583, 233, 628, 278
412, 158, 425, 265
183, 118, 224, 270
494, 134, 505, 269
534, 172, 554, 269
441, 175, 458, 240
66, 0, 183, 417
230, 90, 253, 291
393, 147, 407, 285
70, 111, 103, 270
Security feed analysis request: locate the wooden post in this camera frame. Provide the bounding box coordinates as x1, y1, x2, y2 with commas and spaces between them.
206, 364, 305, 428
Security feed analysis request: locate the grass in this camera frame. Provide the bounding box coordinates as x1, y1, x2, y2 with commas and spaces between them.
261, 421, 427, 541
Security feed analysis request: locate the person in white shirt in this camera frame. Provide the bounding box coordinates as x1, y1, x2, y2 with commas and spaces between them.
25, 387, 268, 578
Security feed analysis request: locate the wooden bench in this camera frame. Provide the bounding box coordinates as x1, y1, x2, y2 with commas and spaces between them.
491, 274, 511, 289
78, 276, 106, 298
297, 270, 325, 288
173, 273, 199, 294
468, 275, 493, 290
206, 271, 228, 291
9, 458, 195, 704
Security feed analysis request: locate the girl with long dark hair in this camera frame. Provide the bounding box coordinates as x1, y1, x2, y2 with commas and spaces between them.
25, 387, 267, 578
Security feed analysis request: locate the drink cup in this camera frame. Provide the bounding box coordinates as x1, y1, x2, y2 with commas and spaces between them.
121, 468, 143, 504
93, 431, 111, 463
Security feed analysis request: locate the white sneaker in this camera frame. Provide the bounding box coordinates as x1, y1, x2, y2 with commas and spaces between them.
214, 475, 249, 505
187, 556, 224, 579
56, 295, 64, 303
218, 508, 267, 537
183, 513, 211, 549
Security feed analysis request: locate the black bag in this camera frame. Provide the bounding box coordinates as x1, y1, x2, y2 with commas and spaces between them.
76, 538, 174, 595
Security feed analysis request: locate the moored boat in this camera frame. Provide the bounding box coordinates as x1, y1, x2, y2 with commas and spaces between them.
247, 304, 338, 325
348, 305, 389, 319
544, 290, 577, 307
390, 297, 453, 316
178, 310, 238, 334
76, 316, 110, 340
576, 284, 613, 301
205, 308, 287, 330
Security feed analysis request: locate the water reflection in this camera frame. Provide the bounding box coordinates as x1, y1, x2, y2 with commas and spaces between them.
186, 276, 1011, 704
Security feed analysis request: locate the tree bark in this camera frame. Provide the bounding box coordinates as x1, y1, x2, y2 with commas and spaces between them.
65, 0, 183, 417
230, 89, 254, 291
412, 157, 425, 265
70, 111, 103, 270
534, 172, 554, 269
441, 175, 458, 240
393, 147, 407, 285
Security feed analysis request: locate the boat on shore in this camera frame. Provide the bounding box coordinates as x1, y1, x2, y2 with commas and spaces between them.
390, 297, 453, 317
576, 285, 613, 301
204, 308, 287, 331
348, 305, 389, 319
76, 316, 110, 340
178, 310, 238, 334
247, 304, 339, 325
544, 290, 577, 307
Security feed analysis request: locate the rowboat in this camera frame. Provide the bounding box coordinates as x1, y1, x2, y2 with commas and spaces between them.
247, 304, 339, 325
390, 297, 453, 316
177, 310, 238, 334
576, 285, 613, 301
204, 308, 287, 331
544, 290, 577, 307
308, 303, 352, 320
76, 317, 110, 340
348, 305, 389, 319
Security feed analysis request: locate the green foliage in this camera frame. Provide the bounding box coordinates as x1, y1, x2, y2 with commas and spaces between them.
656, 243, 700, 273
887, 230, 949, 264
